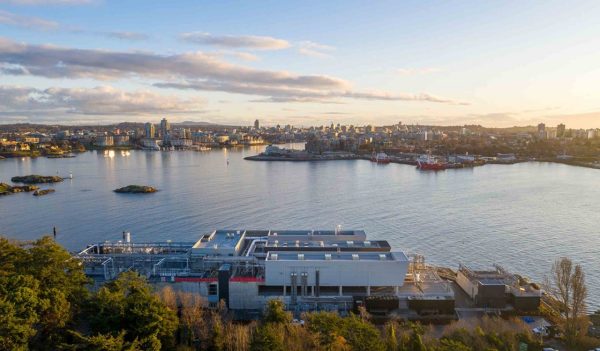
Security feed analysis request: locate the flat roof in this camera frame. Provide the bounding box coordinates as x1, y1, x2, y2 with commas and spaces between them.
268, 230, 366, 237
265, 239, 390, 249
266, 251, 406, 262
193, 230, 244, 250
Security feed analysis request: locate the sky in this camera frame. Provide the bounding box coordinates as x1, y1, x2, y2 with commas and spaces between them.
1, 0, 600, 128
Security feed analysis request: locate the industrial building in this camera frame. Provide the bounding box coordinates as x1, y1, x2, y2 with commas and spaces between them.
456, 264, 541, 311
77, 229, 457, 319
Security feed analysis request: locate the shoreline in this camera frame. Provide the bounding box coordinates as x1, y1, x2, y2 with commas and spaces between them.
245, 154, 600, 169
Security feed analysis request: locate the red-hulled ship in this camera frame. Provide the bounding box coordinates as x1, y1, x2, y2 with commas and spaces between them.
416, 154, 446, 170
371, 152, 391, 164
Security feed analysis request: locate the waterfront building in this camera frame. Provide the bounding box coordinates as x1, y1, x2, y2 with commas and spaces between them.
144, 122, 155, 139
95, 135, 114, 147
160, 118, 171, 140
456, 265, 541, 310
254, 119, 260, 129
114, 135, 130, 146
141, 138, 160, 150
77, 229, 459, 319
171, 138, 193, 148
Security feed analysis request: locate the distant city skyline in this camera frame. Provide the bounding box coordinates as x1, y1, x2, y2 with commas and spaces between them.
2, 1, 600, 128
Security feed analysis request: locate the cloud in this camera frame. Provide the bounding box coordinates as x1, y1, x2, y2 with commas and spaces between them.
0, 85, 205, 118
103, 31, 149, 41
395, 67, 441, 75
0, 37, 345, 87
0, 11, 148, 41
0, 10, 60, 30
0, 37, 466, 105
227, 51, 260, 62
297, 41, 335, 58
343, 91, 469, 105
0, 0, 94, 4
180, 32, 290, 50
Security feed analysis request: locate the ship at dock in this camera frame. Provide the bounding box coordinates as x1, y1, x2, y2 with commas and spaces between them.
417, 153, 447, 170
371, 152, 391, 164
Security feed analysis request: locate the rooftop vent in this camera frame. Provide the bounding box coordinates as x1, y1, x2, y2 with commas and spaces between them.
352, 254, 360, 261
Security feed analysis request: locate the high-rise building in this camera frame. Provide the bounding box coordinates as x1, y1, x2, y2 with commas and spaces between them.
537, 123, 546, 139
160, 118, 171, 140
144, 122, 155, 139
254, 119, 260, 129
557, 123, 566, 138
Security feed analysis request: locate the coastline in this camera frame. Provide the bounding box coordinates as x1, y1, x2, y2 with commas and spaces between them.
245, 153, 600, 169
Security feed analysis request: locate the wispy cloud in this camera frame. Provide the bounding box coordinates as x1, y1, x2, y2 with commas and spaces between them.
102, 31, 149, 41
180, 32, 290, 50
0, 85, 205, 118
297, 41, 335, 58
395, 67, 441, 75
0, 37, 466, 105
0, 10, 148, 41
0, 9, 59, 30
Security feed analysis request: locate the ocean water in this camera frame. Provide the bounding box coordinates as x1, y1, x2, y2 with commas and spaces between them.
1, 145, 599, 308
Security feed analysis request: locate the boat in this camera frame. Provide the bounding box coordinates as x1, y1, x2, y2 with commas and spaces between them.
371, 152, 391, 164
416, 154, 446, 170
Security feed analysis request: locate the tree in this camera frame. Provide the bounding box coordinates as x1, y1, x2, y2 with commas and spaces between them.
250, 323, 284, 351
548, 257, 588, 345
0, 236, 90, 350
262, 299, 291, 324
341, 315, 385, 351
67, 330, 142, 351
384, 323, 398, 351
305, 311, 344, 349
408, 331, 427, 351
87, 272, 178, 350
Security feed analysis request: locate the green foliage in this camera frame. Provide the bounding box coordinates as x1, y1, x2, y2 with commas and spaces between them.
1, 237, 596, 351
250, 323, 285, 351
66, 330, 142, 351
263, 299, 291, 324
87, 271, 178, 350
306, 311, 344, 348
341, 315, 385, 351
0, 236, 90, 350
409, 331, 427, 351
435, 339, 472, 351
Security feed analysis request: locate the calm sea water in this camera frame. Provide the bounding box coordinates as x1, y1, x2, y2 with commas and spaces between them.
1, 145, 599, 308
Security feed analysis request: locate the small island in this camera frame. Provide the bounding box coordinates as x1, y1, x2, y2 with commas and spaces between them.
11, 175, 64, 184
33, 189, 56, 196
114, 185, 157, 194
0, 183, 39, 195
